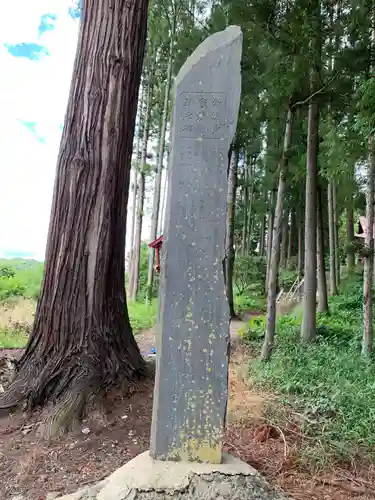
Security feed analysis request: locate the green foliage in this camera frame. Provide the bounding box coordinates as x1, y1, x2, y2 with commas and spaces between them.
0, 277, 26, 300
0, 260, 43, 301
127, 299, 157, 333
133, 243, 159, 301
0, 258, 157, 345
245, 315, 266, 341
0, 266, 15, 278
248, 274, 375, 467
0, 327, 29, 348
234, 256, 266, 296
279, 269, 299, 291
234, 292, 266, 314
355, 78, 375, 140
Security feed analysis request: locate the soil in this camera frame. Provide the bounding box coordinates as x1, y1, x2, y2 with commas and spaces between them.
0, 319, 374, 500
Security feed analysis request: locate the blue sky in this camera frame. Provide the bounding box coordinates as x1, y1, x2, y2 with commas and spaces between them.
0, 1, 79, 260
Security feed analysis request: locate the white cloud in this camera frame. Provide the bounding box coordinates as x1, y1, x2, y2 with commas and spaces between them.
0, 1, 158, 261
0, 1, 79, 259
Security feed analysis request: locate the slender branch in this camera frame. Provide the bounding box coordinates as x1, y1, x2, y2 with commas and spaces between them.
292, 71, 340, 109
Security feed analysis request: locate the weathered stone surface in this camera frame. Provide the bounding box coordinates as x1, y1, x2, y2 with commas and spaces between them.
54, 479, 109, 500
150, 26, 243, 464
55, 451, 288, 500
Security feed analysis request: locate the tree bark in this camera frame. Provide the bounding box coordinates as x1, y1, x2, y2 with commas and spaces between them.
280, 210, 289, 269
261, 107, 294, 361
146, 15, 175, 302
317, 184, 329, 313
0, 0, 149, 425
225, 150, 238, 319
128, 72, 153, 301
287, 208, 297, 265
297, 210, 304, 281
363, 153, 375, 357
247, 157, 255, 251
301, 19, 320, 342
332, 181, 340, 287
346, 205, 355, 270
158, 149, 169, 235
362, 0, 375, 359
127, 85, 144, 268
327, 182, 337, 294
241, 153, 249, 256
265, 189, 276, 290
259, 190, 267, 257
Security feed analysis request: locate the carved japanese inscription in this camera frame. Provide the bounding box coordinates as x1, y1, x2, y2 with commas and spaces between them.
177, 92, 227, 139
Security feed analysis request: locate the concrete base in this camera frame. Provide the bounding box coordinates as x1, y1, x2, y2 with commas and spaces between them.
55, 451, 288, 500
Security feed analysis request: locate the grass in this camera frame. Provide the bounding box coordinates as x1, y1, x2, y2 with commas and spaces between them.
0, 327, 29, 348
127, 299, 157, 333
0, 259, 157, 347
235, 291, 266, 314
244, 270, 375, 468
0, 258, 44, 301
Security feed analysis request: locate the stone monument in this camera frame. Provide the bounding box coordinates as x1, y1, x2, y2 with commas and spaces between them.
54, 26, 288, 500
149, 25, 242, 465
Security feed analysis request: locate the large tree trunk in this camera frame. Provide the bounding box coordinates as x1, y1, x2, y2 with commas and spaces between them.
0, 0, 149, 427
317, 184, 329, 313
225, 150, 238, 318
261, 107, 294, 361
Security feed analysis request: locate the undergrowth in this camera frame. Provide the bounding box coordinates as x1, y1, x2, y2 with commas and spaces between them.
0, 259, 157, 347
245, 271, 375, 469
127, 300, 157, 333
235, 291, 266, 314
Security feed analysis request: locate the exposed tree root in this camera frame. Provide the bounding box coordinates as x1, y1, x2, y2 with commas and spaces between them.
0, 333, 149, 435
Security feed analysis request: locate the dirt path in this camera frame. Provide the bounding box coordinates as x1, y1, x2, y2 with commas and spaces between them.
137, 314, 254, 355
0, 316, 373, 500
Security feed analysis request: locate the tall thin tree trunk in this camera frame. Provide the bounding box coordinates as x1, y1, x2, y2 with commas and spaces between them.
146, 21, 175, 302
158, 150, 169, 235
328, 182, 337, 294
301, 7, 321, 342
261, 107, 294, 360
363, 8, 375, 357
287, 208, 296, 263
265, 189, 276, 290
259, 190, 267, 257
0, 0, 149, 421
347, 205, 355, 270
363, 151, 375, 357
241, 153, 249, 255
225, 150, 238, 318
297, 208, 304, 281
128, 72, 153, 300
332, 182, 340, 287
280, 210, 289, 269
127, 86, 144, 268
247, 157, 255, 250
317, 184, 329, 313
